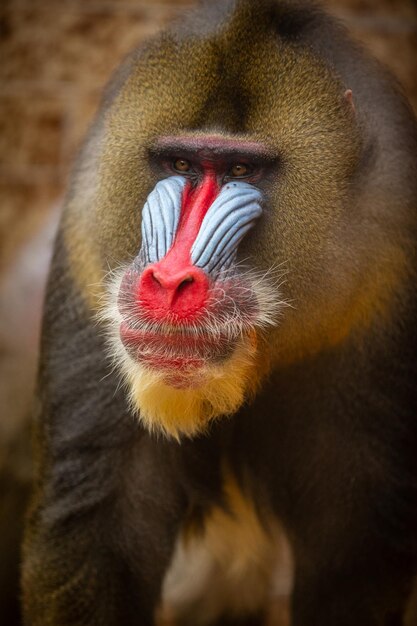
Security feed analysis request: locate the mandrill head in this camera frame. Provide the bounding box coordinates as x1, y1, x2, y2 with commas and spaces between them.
75, 0, 365, 438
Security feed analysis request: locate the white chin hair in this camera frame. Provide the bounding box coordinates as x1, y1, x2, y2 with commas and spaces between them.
117, 336, 260, 440
100, 265, 283, 439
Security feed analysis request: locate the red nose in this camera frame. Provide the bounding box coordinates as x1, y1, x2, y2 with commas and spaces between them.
137, 262, 209, 321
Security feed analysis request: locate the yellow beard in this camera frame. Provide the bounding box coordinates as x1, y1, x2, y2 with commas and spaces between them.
102, 268, 280, 440
122, 333, 262, 439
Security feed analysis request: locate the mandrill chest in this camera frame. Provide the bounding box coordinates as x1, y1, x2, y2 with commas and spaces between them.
159, 472, 293, 625
104, 139, 282, 438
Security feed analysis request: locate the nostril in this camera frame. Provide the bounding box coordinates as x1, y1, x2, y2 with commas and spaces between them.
151, 271, 194, 293
177, 275, 194, 292
152, 272, 163, 287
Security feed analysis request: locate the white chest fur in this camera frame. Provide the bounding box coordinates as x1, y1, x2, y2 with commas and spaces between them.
159, 477, 293, 625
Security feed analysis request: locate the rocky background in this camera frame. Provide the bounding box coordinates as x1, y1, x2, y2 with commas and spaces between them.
0, 0, 416, 624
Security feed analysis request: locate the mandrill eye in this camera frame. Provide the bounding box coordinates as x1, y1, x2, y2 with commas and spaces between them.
173, 158, 192, 173
229, 163, 252, 178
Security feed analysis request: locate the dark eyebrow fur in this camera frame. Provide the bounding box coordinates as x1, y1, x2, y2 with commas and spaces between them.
150, 135, 276, 161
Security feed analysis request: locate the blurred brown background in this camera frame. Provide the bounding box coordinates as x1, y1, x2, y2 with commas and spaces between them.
0, 0, 416, 624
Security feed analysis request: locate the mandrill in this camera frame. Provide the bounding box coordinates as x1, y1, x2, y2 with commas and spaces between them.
22, 1, 417, 625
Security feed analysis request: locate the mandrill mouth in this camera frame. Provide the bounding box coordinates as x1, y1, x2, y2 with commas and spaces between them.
111, 263, 283, 386
119, 322, 237, 372
100, 260, 286, 397
117, 267, 262, 379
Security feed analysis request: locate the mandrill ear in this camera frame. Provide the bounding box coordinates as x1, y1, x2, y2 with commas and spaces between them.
140, 176, 187, 265
344, 88, 355, 113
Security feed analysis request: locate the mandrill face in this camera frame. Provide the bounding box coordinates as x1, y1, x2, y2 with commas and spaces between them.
104, 144, 284, 438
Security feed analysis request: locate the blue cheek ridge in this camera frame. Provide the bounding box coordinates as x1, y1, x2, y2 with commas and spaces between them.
140, 176, 186, 264
139, 177, 262, 273
191, 182, 263, 274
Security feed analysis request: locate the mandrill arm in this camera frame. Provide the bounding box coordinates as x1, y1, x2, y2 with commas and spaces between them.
22, 239, 188, 626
